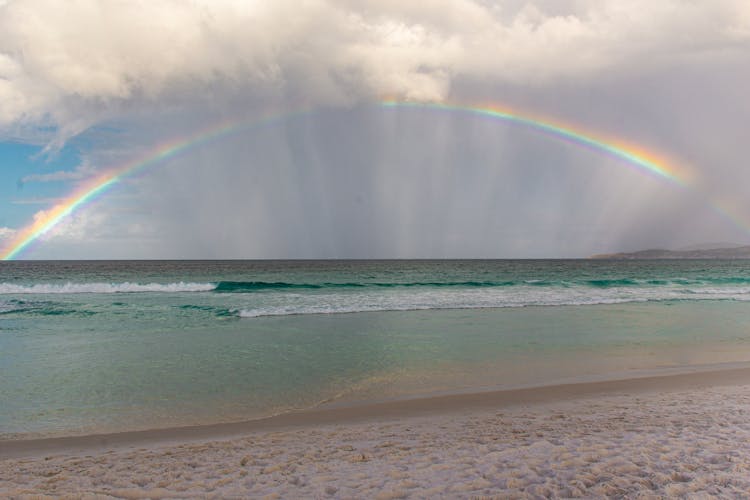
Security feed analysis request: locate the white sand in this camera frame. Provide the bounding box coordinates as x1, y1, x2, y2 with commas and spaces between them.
3, 382, 750, 498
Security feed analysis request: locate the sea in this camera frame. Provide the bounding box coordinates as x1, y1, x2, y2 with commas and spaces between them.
2, 259, 750, 439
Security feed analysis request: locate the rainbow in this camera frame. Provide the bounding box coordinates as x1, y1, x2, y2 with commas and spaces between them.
0, 101, 742, 259
0, 111, 300, 260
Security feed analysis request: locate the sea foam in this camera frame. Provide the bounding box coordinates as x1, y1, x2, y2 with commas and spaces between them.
0, 282, 216, 294
235, 284, 750, 318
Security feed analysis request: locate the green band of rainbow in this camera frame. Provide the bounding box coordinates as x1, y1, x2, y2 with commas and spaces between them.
0, 101, 742, 259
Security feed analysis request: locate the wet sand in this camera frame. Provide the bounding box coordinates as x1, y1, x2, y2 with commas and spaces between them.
2, 366, 750, 497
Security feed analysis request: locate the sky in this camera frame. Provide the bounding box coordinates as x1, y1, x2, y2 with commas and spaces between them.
1, 0, 750, 259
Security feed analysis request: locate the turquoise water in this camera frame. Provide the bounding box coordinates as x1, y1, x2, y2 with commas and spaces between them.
2, 260, 750, 438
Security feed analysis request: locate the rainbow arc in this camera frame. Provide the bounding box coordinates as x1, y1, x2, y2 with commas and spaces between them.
1, 101, 743, 259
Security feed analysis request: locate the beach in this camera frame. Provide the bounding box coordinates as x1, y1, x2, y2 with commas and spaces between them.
3, 0, 750, 495
3, 367, 750, 498
4, 260, 750, 497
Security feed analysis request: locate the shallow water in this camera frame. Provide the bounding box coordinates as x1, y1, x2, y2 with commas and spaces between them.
2, 259, 750, 437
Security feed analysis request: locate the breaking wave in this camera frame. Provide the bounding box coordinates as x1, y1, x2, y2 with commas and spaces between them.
0, 282, 216, 294
235, 285, 750, 318
4, 277, 750, 298
213, 280, 517, 292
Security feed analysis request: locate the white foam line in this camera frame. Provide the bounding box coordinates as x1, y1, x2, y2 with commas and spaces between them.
0, 282, 217, 294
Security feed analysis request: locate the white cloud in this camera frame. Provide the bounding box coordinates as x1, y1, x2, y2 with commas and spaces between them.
0, 226, 15, 240
0, 0, 748, 146
38, 209, 103, 243
4, 1, 750, 258
20, 161, 95, 183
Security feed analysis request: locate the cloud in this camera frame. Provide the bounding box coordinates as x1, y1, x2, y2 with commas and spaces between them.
10, 196, 61, 205
0, 226, 15, 241
37, 208, 103, 242
4, 1, 750, 258
19, 161, 95, 184
0, 0, 748, 147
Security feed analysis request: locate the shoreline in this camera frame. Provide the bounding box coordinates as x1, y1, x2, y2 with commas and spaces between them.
4, 363, 750, 459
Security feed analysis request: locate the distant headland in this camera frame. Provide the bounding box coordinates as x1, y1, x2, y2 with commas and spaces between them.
590, 244, 750, 259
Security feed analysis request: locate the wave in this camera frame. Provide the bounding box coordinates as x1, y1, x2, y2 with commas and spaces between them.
0, 299, 96, 316
237, 296, 750, 318
3, 276, 750, 295
236, 286, 750, 318
594, 277, 750, 287
177, 304, 236, 317
0, 282, 216, 294
217, 277, 750, 291
586, 278, 640, 287
4, 281, 750, 318
213, 280, 517, 292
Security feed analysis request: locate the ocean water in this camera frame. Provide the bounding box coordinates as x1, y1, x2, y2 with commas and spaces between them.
2, 259, 750, 438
